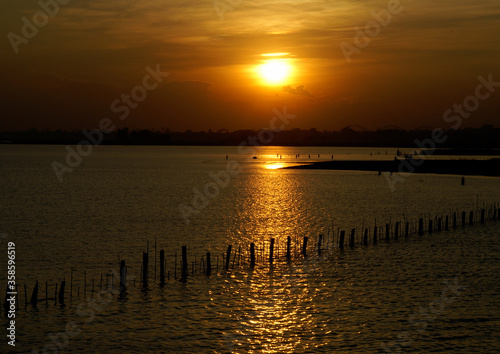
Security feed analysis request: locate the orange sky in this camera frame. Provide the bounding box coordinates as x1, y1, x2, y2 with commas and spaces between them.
1, 0, 499, 131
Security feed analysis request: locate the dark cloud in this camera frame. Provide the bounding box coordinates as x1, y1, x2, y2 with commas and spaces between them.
282, 85, 314, 98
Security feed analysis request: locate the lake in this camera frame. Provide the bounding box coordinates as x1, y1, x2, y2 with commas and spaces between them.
0, 144, 499, 353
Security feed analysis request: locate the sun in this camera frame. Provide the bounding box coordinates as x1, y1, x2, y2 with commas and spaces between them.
257, 58, 292, 85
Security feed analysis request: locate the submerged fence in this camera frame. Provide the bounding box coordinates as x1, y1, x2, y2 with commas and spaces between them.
3, 203, 499, 313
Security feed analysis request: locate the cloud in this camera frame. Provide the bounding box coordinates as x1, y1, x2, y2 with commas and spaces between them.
282, 85, 314, 98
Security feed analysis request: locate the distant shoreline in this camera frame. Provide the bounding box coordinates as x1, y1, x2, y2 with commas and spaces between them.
1, 126, 500, 149
285, 159, 500, 177
1, 141, 500, 155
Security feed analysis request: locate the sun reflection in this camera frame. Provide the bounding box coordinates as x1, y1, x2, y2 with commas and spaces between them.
232, 155, 309, 242
265, 163, 285, 170
219, 264, 328, 353
217, 151, 335, 352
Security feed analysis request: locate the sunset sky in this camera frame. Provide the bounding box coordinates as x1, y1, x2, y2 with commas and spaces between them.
1, 0, 499, 131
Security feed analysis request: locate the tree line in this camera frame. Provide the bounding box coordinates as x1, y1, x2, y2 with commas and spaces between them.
1, 125, 499, 148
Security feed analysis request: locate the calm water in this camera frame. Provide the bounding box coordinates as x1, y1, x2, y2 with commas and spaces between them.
0, 145, 499, 353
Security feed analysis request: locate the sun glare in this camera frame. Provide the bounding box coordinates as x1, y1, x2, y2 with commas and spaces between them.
257, 58, 292, 85
265, 163, 285, 169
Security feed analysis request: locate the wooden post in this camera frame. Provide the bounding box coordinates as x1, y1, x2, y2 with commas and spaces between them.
286, 236, 291, 261
70, 267, 73, 298
318, 234, 323, 254
302, 236, 308, 257
159, 251, 165, 285
225, 245, 232, 270
84, 271, 86, 298
349, 229, 355, 248
481, 209, 485, 224
339, 231, 345, 249
418, 218, 424, 235
206, 252, 211, 275
181, 246, 188, 280
469, 211, 474, 226
373, 226, 378, 244
55, 283, 58, 303
394, 222, 399, 239
364, 228, 368, 245
428, 219, 433, 234
250, 243, 256, 268
405, 222, 409, 237
58, 281, 65, 304
45, 282, 48, 304
120, 260, 127, 291
445, 215, 449, 231
174, 252, 177, 279
462, 211, 466, 227
269, 238, 275, 264
437, 218, 442, 232
142, 252, 149, 288
30, 281, 38, 306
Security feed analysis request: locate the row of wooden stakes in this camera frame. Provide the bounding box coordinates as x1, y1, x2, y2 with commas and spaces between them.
3, 205, 499, 313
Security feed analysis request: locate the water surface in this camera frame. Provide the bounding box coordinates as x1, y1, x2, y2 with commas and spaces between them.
0, 145, 499, 353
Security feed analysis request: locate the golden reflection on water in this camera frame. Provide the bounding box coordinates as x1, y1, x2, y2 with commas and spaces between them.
230, 165, 309, 244
264, 163, 285, 170
221, 263, 333, 353
221, 159, 339, 352
248, 275, 312, 352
